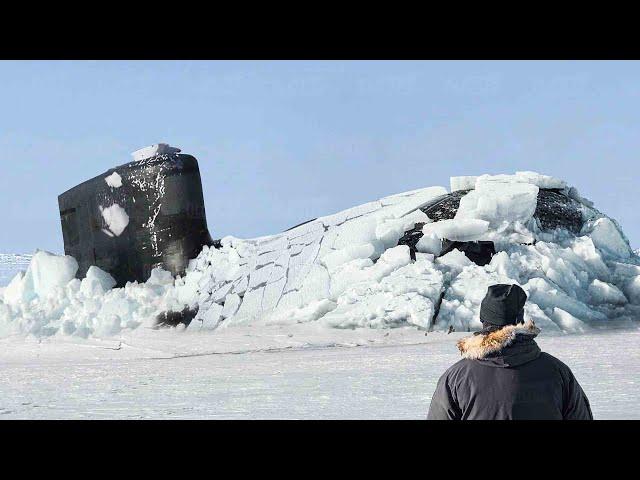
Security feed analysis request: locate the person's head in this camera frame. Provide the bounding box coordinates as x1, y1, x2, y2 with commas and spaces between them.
477, 284, 527, 334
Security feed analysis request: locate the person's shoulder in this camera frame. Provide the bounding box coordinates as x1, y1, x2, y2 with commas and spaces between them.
537, 351, 574, 376
441, 357, 474, 380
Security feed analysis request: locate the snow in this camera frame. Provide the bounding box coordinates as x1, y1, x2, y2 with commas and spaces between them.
0, 325, 637, 419
99, 203, 129, 237
104, 171, 122, 188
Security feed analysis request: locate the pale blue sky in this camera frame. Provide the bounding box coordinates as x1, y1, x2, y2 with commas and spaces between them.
0, 60, 638, 253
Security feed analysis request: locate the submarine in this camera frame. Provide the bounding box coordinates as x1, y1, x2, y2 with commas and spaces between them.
58, 144, 591, 291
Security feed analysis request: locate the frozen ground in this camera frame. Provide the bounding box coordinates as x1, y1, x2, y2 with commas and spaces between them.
1, 325, 638, 419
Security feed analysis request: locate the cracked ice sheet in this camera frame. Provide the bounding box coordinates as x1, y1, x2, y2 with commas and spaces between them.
187, 185, 448, 328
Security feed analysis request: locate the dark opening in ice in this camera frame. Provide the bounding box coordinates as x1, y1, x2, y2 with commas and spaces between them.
155, 307, 198, 329
440, 240, 496, 266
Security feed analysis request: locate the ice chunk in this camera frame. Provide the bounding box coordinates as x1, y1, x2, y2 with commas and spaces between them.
514, 171, 566, 189
456, 180, 539, 226
473, 172, 565, 190
422, 219, 489, 242
104, 172, 122, 188
571, 237, 609, 280
385, 186, 449, 218
197, 303, 223, 329
176, 280, 199, 307
80, 266, 116, 296
588, 217, 631, 258
462, 180, 539, 225
29, 251, 78, 298
100, 204, 130, 237
415, 232, 442, 256
221, 293, 242, 319
2, 271, 34, 305
332, 217, 379, 251
131, 143, 181, 161
147, 268, 174, 286
266, 299, 337, 325
567, 186, 594, 208
329, 246, 412, 298
86, 266, 116, 290
321, 291, 435, 330
435, 249, 474, 271
525, 277, 606, 322
551, 308, 590, 333
450, 176, 478, 192
588, 279, 627, 305
321, 243, 376, 273
623, 276, 640, 304
375, 245, 412, 270
375, 220, 406, 249
524, 303, 562, 331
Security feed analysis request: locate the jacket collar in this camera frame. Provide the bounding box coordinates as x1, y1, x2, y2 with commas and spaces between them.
457, 320, 540, 360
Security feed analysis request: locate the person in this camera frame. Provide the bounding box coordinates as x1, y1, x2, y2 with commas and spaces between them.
427, 283, 593, 420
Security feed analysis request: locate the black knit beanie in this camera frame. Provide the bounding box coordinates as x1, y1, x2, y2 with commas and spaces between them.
479, 284, 527, 327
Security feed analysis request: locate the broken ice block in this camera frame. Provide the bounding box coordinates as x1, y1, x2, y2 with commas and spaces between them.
131, 143, 182, 162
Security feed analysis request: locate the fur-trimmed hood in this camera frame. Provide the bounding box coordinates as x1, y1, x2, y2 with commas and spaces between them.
457, 320, 541, 362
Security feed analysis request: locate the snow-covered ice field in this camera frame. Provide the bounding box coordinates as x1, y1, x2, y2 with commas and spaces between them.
1, 325, 638, 419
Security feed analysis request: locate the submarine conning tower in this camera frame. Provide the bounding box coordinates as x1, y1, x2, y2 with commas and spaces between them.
58, 144, 213, 287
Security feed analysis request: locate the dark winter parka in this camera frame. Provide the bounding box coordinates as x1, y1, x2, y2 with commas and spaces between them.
427, 320, 593, 420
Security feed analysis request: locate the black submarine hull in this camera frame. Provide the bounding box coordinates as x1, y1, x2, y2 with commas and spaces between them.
58, 153, 213, 287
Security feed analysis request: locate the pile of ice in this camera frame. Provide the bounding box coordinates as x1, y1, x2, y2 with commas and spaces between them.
0, 251, 186, 338
1, 171, 639, 339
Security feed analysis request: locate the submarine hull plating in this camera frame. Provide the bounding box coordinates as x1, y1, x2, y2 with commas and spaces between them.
58, 153, 213, 287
